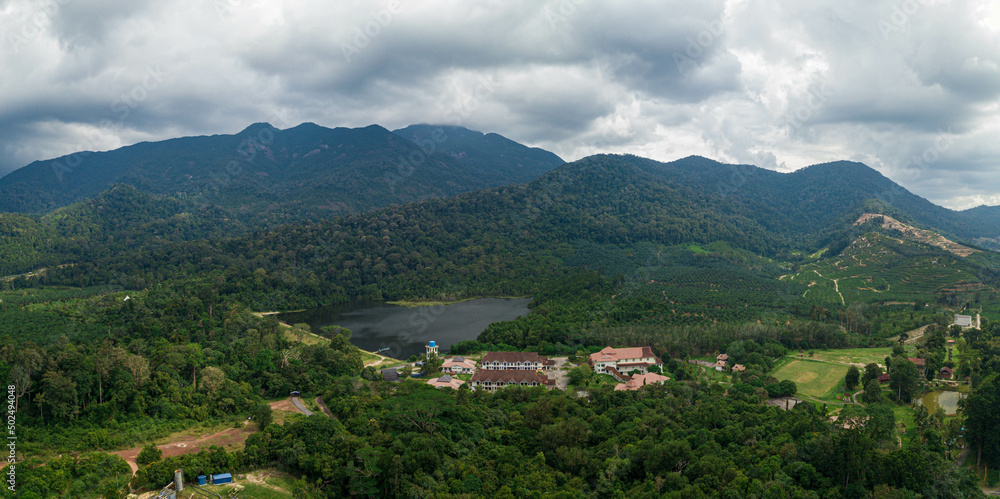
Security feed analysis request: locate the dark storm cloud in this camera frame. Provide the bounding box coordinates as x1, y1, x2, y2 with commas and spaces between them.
1, 0, 999, 209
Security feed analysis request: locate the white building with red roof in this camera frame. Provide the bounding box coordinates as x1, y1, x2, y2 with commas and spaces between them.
441, 356, 477, 374
589, 346, 662, 376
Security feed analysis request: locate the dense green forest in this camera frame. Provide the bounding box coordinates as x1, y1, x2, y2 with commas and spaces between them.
0, 123, 564, 220
5, 151, 1000, 497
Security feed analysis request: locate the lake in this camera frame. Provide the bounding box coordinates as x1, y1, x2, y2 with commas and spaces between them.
279, 297, 532, 359
917, 390, 965, 416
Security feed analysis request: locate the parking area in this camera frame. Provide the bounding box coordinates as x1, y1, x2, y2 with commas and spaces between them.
547, 357, 571, 390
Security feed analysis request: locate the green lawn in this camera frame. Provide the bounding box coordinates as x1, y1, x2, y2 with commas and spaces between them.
808, 347, 899, 367
772, 359, 848, 399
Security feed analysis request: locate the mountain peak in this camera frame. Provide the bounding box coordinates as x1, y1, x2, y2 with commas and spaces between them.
239, 122, 279, 135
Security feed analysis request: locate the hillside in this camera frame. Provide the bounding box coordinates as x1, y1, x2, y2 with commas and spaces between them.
638, 156, 1000, 250
0, 122, 564, 224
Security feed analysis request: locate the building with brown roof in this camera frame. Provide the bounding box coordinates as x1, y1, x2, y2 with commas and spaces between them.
589, 346, 662, 376
469, 369, 548, 392
614, 373, 670, 391
441, 356, 477, 374
427, 375, 466, 390
732, 364, 746, 373
939, 366, 954, 380
480, 352, 549, 371
877, 373, 891, 383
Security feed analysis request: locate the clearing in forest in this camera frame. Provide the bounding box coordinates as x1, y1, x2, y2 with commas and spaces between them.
772, 359, 847, 399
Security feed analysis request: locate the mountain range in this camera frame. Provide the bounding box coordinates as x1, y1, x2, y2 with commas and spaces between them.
4, 123, 1000, 284
0, 123, 564, 225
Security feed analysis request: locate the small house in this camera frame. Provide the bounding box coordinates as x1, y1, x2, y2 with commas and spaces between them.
939, 366, 954, 380
427, 375, 465, 390
381, 368, 401, 382
878, 373, 891, 383
954, 314, 973, 328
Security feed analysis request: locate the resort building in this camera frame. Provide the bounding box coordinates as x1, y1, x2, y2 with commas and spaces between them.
614, 373, 670, 391
589, 346, 662, 376
441, 356, 477, 374
954, 314, 973, 328
427, 375, 465, 390
480, 352, 549, 371
469, 369, 548, 392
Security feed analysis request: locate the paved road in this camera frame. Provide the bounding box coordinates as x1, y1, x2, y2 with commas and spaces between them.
290, 396, 314, 416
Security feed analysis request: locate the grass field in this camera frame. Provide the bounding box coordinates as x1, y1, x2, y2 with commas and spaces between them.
772, 359, 848, 399
808, 347, 898, 367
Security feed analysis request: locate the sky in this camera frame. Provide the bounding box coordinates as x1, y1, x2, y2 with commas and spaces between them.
2, 0, 999, 209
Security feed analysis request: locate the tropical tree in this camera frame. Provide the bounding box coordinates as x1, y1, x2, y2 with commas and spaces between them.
961, 373, 1000, 467
862, 379, 882, 404
846, 365, 860, 390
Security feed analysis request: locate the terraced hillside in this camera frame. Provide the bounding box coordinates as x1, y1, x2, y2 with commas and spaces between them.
783, 231, 995, 305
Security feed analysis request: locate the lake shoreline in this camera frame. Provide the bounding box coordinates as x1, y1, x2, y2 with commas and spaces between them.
277, 297, 533, 359
386, 295, 530, 308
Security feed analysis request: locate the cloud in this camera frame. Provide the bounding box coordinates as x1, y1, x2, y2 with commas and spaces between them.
0, 0, 999, 210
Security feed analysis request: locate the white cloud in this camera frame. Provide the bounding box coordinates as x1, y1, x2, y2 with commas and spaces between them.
0, 0, 999, 209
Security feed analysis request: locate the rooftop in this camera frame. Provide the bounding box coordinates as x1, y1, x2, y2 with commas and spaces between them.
482, 352, 548, 363
471, 369, 547, 384
589, 346, 661, 364
614, 372, 670, 391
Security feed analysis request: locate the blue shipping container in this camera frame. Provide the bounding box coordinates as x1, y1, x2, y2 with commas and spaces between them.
197, 475, 207, 486
212, 473, 233, 484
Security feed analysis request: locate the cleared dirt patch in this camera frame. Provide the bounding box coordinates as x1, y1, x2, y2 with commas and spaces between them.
115, 422, 255, 474
116, 399, 300, 474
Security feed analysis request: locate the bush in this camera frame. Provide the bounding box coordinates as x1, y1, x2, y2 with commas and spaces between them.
136, 443, 162, 467
251, 403, 273, 430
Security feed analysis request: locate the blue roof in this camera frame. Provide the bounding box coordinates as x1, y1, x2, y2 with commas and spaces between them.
212, 473, 232, 480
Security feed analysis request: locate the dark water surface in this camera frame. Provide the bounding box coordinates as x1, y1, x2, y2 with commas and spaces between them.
917, 390, 965, 416
280, 297, 532, 359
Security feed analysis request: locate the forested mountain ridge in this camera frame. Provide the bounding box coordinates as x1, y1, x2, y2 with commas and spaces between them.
5, 152, 1000, 498
639, 156, 1000, 250
0, 122, 565, 223
10, 153, 997, 315
0, 185, 246, 277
